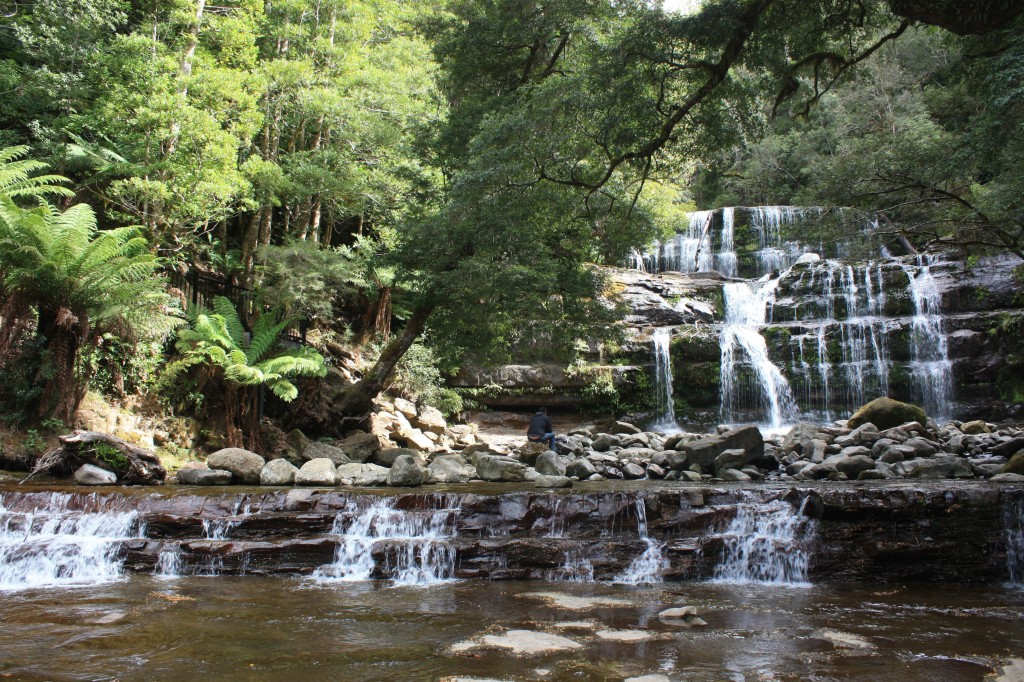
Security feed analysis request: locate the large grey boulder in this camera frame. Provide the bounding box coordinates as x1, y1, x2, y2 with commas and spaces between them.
207, 448, 265, 484
374, 447, 423, 468
685, 425, 763, 470
850, 423, 881, 445
621, 462, 646, 479
894, 456, 973, 479
387, 455, 425, 487
294, 458, 337, 486
427, 455, 476, 483
336, 462, 390, 486
992, 437, 1024, 458
476, 455, 528, 482
782, 422, 820, 455
721, 468, 751, 481
337, 432, 384, 463
713, 448, 753, 476
260, 459, 298, 485
591, 434, 618, 452
515, 442, 550, 466
303, 441, 351, 466
848, 397, 927, 430
902, 437, 938, 458
74, 463, 116, 485
835, 454, 876, 479
412, 405, 447, 434
177, 467, 232, 485
566, 458, 598, 479
535, 452, 567, 476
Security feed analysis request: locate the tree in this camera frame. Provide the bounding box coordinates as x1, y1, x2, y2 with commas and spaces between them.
170, 296, 327, 449
0, 147, 180, 424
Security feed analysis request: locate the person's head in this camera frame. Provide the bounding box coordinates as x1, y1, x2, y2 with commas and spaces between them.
536, 407, 547, 415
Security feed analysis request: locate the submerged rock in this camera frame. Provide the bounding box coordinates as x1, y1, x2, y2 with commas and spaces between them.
478, 629, 582, 655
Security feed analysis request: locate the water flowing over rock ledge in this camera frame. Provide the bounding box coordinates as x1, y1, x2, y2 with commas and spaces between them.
2, 481, 1021, 588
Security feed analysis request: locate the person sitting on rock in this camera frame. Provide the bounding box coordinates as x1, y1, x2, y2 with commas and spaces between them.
527, 407, 557, 451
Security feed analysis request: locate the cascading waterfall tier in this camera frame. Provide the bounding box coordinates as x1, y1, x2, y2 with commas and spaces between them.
710, 496, 816, 585
650, 327, 679, 431
901, 255, 953, 420
719, 277, 798, 430
313, 496, 461, 586
0, 491, 144, 591
1005, 494, 1024, 586
613, 498, 668, 584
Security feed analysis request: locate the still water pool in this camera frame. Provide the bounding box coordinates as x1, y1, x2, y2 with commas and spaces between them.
1, 577, 1022, 681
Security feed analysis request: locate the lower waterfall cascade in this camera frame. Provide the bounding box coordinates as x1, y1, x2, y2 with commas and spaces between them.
710, 496, 815, 585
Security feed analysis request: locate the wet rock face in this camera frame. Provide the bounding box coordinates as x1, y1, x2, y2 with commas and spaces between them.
11, 481, 1019, 584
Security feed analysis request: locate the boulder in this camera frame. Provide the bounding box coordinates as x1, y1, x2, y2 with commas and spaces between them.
337, 432, 384, 463
894, 456, 974, 479
616, 447, 657, 462
336, 463, 390, 486
412, 405, 447, 434
991, 472, 1024, 482
608, 421, 642, 435
720, 468, 751, 481
835, 454, 876, 479
516, 442, 550, 466
476, 455, 528, 482
387, 455, 425, 487
591, 434, 620, 452
621, 462, 646, 479
294, 458, 337, 486
646, 463, 666, 479
566, 458, 598, 479
685, 425, 763, 470
850, 423, 881, 445
177, 467, 232, 485
397, 426, 434, 452
535, 452, 567, 476
303, 441, 351, 466
658, 606, 707, 627
1001, 451, 1024, 476
74, 463, 117, 485
782, 422, 820, 454
960, 420, 991, 435
902, 437, 938, 458
392, 397, 417, 418
878, 444, 913, 464
260, 459, 298, 486
848, 397, 927, 431
534, 475, 573, 488
206, 448, 265, 484
993, 438, 1024, 458
713, 448, 754, 476
427, 455, 477, 483
374, 447, 423, 468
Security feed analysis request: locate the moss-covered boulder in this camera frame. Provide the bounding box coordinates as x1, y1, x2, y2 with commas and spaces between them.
847, 397, 927, 431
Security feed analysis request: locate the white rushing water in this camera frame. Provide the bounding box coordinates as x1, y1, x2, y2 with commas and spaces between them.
1005, 496, 1024, 586
902, 255, 953, 421
716, 206, 737, 278
650, 327, 679, 431
720, 277, 798, 429
614, 498, 668, 584
314, 497, 460, 586
0, 494, 144, 591
711, 498, 815, 585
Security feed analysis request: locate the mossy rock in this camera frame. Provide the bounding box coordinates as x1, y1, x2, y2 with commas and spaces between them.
847, 397, 927, 430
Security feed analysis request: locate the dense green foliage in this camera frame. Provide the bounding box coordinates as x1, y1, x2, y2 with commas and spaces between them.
0, 0, 1021, 439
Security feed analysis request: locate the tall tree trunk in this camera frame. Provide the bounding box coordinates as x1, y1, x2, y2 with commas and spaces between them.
333, 303, 435, 418
35, 309, 85, 426
241, 209, 262, 284
164, 0, 205, 161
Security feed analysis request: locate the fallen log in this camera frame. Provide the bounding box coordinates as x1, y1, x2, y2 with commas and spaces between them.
24, 430, 166, 485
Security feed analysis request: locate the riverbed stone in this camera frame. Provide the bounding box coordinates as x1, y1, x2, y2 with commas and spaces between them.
621, 462, 647, 479
515, 442, 549, 466
294, 458, 337, 486
714, 448, 753, 475
894, 456, 973, 479
535, 452, 567, 476
427, 455, 476, 483
411, 405, 447, 434
74, 463, 117, 485
302, 441, 351, 466
903, 437, 938, 458
260, 459, 297, 486
835, 453, 875, 480
478, 629, 583, 655
991, 472, 1024, 482
960, 419, 991, 435
337, 431, 384, 463
374, 447, 423, 468
992, 437, 1024, 458
387, 455, 425, 487
534, 474, 572, 488
685, 424, 763, 470
850, 423, 881, 445
646, 463, 666, 479
206, 448, 265, 484
177, 467, 232, 485
848, 397, 927, 430
721, 468, 751, 481
476, 455, 528, 482
519, 592, 631, 609
595, 629, 656, 642
336, 462, 389, 486
566, 458, 597, 479
1002, 451, 1024, 475
810, 629, 874, 649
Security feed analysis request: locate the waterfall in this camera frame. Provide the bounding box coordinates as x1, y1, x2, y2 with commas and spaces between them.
716, 206, 737, 277
549, 548, 595, 582
650, 327, 679, 431
614, 498, 668, 584
0, 494, 143, 591
902, 255, 953, 420
720, 278, 798, 430
711, 497, 815, 585
1005, 495, 1024, 586
313, 497, 460, 586
635, 209, 716, 273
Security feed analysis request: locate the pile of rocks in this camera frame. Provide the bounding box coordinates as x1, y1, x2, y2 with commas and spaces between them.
169, 397, 1024, 488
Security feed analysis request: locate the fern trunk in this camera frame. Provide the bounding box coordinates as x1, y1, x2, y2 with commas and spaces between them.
35, 309, 86, 426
